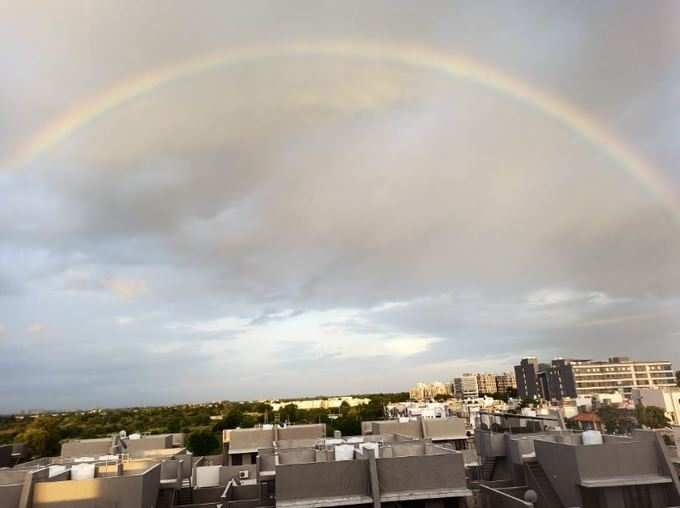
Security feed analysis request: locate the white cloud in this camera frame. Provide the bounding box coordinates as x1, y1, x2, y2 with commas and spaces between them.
27, 323, 46, 334
107, 278, 150, 301
116, 316, 134, 326
526, 289, 613, 307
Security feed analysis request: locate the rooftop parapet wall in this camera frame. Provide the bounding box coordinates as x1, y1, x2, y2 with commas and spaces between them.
277, 424, 326, 441
228, 428, 275, 453
276, 459, 371, 501
376, 453, 467, 494
32, 463, 161, 508
423, 418, 467, 440
60, 438, 112, 458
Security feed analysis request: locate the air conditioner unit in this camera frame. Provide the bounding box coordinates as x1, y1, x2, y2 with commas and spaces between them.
239, 470, 249, 479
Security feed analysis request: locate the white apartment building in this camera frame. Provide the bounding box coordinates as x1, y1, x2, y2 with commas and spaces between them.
570, 357, 675, 396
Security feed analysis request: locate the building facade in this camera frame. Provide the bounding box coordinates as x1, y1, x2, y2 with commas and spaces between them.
514, 357, 541, 399
453, 374, 479, 399
494, 372, 517, 393
570, 357, 675, 397
475, 373, 497, 395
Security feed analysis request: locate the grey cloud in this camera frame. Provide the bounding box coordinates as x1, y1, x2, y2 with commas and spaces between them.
0, 0, 678, 410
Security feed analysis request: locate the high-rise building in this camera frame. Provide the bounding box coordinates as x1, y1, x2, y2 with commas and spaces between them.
514, 357, 541, 399
453, 374, 479, 399
476, 373, 498, 395
495, 372, 517, 393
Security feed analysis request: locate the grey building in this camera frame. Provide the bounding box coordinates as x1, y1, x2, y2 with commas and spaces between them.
193, 428, 472, 508
542, 358, 578, 401
224, 424, 326, 466
362, 417, 469, 451
475, 412, 680, 508
515, 357, 542, 400
0, 432, 195, 508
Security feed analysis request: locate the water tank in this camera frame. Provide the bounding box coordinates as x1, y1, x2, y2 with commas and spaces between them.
71, 463, 96, 480
582, 430, 603, 446
48, 465, 66, 478
335, 444, 354, 461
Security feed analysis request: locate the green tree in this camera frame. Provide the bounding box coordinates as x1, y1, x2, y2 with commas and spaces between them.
636, 406, 669, 429
279, 404, 298, 423
433, 394, 449, 402
598, 406, 637, 434
186, 429, 220, 456
16, 427, 50, 458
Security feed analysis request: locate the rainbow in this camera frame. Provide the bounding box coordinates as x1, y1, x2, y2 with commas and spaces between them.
4, 40, 678, 221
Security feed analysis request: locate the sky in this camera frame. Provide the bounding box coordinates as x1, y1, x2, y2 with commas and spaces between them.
1, 1, 679, 411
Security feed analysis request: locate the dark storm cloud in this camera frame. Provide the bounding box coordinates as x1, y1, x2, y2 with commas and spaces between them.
0, 0, 678, 410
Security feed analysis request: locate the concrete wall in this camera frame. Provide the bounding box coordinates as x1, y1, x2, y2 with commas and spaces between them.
219, 465, 257, 484
424, 419, 466, 440
371, 420, 422, 439
32, 463, 160, 508
377, 454, 466, 494
277, 424, 325, 441
229, 429, 274, 453
126, 434, 173, 455
0, 484, 22, 508
575, 440, 661, 480
276, 460, 371, 501
390, 442, 425, 457
61, 438, 112, 458
0, 445, 12, 467
278, 447, 317, 464
533, 440, 581, 507
475, 430, 506, 457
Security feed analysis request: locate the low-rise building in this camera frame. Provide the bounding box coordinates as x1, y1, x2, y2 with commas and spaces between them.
475, 412, 680, 507
362, 417, 469, 451
223, 423, 326, 466
195, 426, 472, 508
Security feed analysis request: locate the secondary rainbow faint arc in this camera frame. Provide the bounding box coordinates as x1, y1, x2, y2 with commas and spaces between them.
4, 40, 679, 222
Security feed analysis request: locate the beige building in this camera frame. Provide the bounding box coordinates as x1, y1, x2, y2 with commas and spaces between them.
408, 381, 450, 400
495, 372, 517, 392
266, 396, 370, 412
475, 373, 498, 395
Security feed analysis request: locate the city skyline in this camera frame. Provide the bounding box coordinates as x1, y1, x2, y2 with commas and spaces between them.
1, 1, 679, 411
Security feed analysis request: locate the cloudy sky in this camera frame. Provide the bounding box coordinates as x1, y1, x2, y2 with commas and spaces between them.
1, 1, 679, 411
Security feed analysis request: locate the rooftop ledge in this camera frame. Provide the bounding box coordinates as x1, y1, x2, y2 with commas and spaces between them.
580, 475, 672, 488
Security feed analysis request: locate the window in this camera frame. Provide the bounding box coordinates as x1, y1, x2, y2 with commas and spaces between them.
232, 454, 243, 466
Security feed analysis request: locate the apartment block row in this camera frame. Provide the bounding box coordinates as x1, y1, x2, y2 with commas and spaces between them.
409, 372, 517, 401
515, 356, 676, 401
